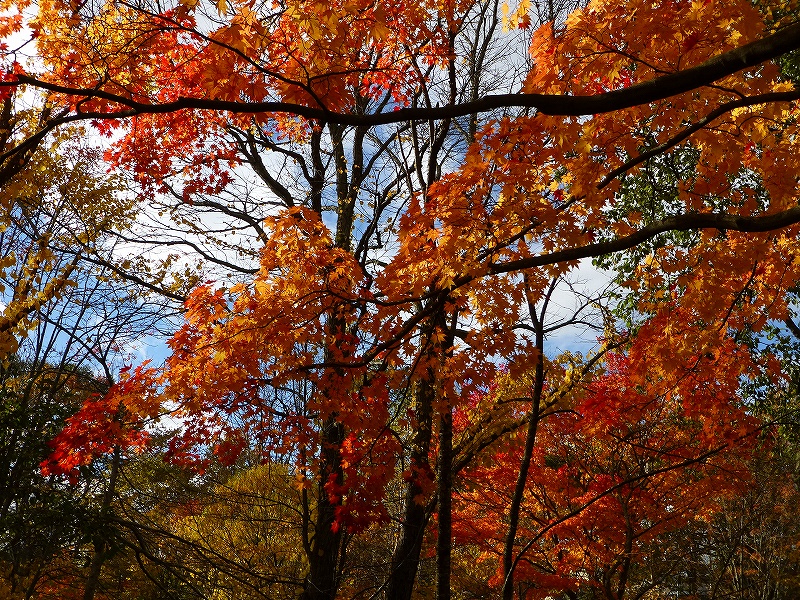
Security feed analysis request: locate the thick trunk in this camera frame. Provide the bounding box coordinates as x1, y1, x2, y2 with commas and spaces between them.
301, 154, 356, 599
387, 308, 450, 600
436, 406, 453, 600
302, 315, 348, 600
302, 415, 346, 600
387, 374, 435, 600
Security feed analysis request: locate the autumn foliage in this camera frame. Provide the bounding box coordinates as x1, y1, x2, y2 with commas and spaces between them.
455, 315, 762, 598
0, 0, 799, 597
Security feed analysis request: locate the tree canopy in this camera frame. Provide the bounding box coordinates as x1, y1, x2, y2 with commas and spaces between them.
2, 0, 800, 598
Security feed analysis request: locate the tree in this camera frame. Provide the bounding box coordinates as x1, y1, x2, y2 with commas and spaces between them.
12, 0, 800, 598
0, 73, 178, 597
170, 462, 308, 598
0, 223, 167, 600
453, 317, 761, 599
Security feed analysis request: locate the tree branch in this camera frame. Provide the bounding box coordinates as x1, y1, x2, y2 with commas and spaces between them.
490, 208, 800, 275
8, 21, 799, 128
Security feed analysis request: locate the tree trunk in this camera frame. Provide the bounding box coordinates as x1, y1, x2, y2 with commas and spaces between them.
387, 307, 449, 600
83, 445, 120, 600
502, 282, 546, 600
436, 406, 453, 600
302, 415, 345, 600
387, 375, 435, 600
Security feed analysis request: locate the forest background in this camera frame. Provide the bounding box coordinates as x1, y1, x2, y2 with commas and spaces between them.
2, 0, 800, 598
